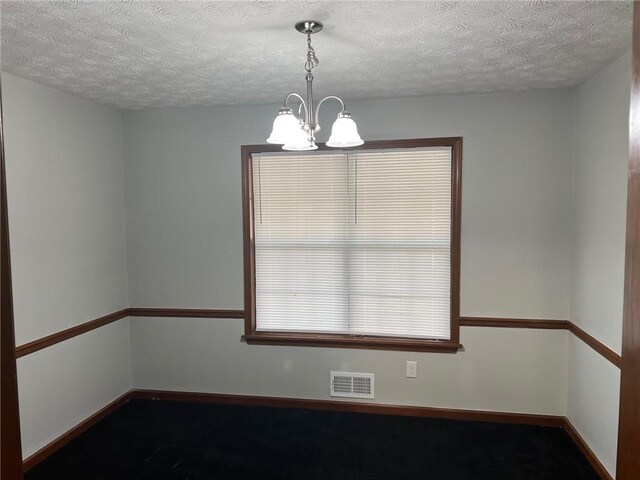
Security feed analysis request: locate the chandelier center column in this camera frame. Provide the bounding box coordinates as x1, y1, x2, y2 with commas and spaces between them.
306, 72, 314, 133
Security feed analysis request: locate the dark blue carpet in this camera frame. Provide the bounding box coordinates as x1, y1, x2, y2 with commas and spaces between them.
26, 399, 599, 480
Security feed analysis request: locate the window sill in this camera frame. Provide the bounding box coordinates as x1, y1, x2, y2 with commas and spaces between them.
242, 333, 462, 353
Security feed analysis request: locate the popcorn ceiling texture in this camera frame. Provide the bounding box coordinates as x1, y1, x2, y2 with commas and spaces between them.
0, 0, 632, 109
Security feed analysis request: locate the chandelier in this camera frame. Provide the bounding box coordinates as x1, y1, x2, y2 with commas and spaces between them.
267, 20, 364, 151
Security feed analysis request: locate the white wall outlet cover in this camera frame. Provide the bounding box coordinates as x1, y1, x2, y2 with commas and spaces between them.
406, 361, 418, 378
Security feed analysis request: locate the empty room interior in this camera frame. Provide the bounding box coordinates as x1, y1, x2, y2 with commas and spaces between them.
2, 1, 640, 479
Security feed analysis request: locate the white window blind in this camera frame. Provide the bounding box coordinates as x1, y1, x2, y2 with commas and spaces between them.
252, 147, 452, 340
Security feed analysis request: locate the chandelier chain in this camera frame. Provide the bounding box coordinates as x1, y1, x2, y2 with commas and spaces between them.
305, 33, 319, 73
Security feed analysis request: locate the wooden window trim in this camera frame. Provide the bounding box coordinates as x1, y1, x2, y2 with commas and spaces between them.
241, 137, 462, 352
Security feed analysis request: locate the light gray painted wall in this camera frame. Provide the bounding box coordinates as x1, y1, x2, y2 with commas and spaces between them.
132, 318, 568, 414
567, 336, 621, 477
1, 73, 132, 458
570, 52, 630, 354
125, 89, 575, 415
124, 89, 574, 318
568, 51, 631, 477
17, 320, 131, 458
3, 73, 129, 343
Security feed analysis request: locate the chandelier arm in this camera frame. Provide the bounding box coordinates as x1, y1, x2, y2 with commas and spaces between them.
284, 92, 308, 122
314, 96, 346, 130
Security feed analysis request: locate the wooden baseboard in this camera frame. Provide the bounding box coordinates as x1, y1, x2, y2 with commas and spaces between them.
132, 389, 565, 427
22, 388, 610, 480
22, 390, 132, 472
563, 418, 613, 480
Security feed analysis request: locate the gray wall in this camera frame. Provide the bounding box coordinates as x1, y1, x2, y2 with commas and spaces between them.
4, 54, 630, 471
124, 90, 574, 318
2, 73, 131, 458
568, 51, 631, 477
125, 88, 574, 415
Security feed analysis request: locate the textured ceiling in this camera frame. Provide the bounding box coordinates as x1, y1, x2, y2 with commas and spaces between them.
0, 1, 633, 109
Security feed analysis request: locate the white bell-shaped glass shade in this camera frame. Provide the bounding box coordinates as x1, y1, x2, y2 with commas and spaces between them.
283, 125, 318, 151
267, 108, 300, 144
326, 111, 364, 148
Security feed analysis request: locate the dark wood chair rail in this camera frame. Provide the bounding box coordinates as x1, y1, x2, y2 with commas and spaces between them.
15, 309, 621, 369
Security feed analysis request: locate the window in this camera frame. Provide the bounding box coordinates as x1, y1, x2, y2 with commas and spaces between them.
242, 138, 462, 352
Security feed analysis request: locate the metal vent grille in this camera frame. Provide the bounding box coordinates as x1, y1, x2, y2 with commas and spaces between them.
330, 372, 374, 399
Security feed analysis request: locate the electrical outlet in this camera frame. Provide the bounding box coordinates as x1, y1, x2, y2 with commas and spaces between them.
406, 361, 417, 378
